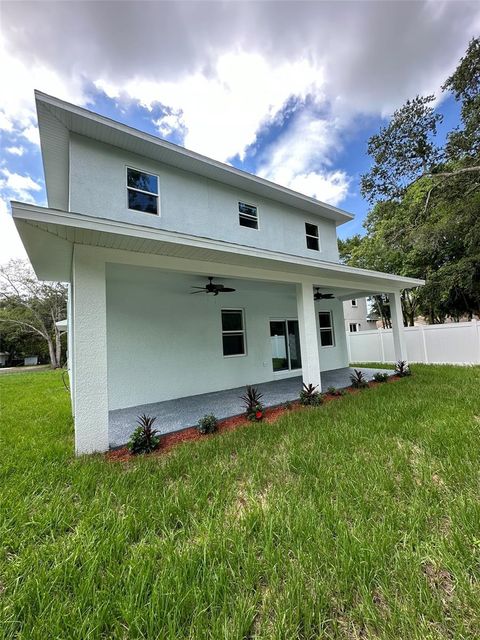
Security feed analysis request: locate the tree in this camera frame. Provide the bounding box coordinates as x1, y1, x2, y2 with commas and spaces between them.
361, 37, 480, 208
443, 37, 480, 161
360, 95, 443, 203
346, 39, 480, 325
0, 260, 67, 368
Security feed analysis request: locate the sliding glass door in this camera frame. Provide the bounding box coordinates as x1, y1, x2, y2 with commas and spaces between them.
270, 320, 302, 372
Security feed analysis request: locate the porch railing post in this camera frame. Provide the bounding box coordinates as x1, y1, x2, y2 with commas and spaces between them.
296, 281, 321, 391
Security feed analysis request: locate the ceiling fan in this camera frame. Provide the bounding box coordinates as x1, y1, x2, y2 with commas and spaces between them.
191, 276, 236, 296
314, 287, 335, 301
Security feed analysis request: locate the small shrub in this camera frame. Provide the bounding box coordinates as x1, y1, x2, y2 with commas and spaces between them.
240, 385, 265, 421
395, 360, 412, 377
373, 372, 389, 383
327, 386, 346, 397
197, 414, 218, 435
128, 414, 161, 454
350, 369, 369, 389
299, 382, 324, 406
285, 401, 293, 410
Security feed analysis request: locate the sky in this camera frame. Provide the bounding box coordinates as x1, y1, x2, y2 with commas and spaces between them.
1, 0, 479, 266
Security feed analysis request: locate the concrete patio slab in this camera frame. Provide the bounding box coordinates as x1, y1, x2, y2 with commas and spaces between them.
109, 366, 393, 447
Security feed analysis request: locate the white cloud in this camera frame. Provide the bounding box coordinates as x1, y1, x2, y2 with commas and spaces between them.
5, 146, 25, 156
0, 199, 28, 265
258, 110, 350, 206
0, 169, 43, 203
97, 53, 324, 163
0, 34, 88, 149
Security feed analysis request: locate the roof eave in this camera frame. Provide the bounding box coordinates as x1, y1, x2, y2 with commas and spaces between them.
34, 90, 354, 225
11, 201, 425, 290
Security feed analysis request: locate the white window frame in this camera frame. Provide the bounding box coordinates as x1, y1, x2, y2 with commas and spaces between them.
351, 299, 357, 307
269, 317, 302, 374
305, 222, 320, 251
349, 323, 360, 333
238, 201, 259, 230
318, 311, 335, 348
126, 166, 160, 216
221, 308, 247, 358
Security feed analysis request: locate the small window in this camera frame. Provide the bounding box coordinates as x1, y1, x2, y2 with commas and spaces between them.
351, 299, 357, 307
239, 202, 258, 229
127, 167, 158, 214
349, 323, 359, 333
222, 309, 246, 356
319, 311, 335, 347
305, 223, 319, 251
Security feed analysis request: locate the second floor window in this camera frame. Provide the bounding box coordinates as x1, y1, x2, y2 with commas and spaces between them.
351, 299, 357, 307
127, 167, 158, 214
349, 323, 360, 333
305, 223, 319, 251
239, 202, 258, 229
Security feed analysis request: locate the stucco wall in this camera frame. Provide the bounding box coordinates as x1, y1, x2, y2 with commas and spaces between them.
106, 264, 348, 410
343, 297, 377, 331
69, 134, 340, 262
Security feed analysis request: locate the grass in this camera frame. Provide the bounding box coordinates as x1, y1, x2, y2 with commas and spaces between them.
1, 365, 480, 639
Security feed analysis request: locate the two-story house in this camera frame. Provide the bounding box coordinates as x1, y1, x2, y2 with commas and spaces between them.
12, 92, 423, 454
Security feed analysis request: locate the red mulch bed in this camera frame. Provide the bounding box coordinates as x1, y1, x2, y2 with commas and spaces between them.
106, 375, 400, 462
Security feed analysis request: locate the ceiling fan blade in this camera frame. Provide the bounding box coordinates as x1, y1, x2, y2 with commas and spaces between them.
190, 290, 206, 294
218, 287, 236, 292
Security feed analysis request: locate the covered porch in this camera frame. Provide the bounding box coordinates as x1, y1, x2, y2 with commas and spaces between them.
109, 366, 394, 447
12, 202, 423, 454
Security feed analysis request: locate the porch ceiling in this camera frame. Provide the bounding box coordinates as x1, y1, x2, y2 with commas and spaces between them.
12, 202, 424, 297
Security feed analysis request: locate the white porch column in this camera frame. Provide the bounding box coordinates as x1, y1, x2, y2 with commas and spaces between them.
72, 246, 109, 454
296, 281, 321, 390
390, 291, 408, 363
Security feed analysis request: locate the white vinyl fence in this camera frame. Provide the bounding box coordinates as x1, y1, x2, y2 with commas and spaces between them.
347, 320, 480, 365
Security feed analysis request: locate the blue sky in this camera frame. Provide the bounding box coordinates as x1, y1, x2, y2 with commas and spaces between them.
0, 1, 478, 263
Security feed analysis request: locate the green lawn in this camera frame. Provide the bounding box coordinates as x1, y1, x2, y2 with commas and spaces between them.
1, 366, 480, 639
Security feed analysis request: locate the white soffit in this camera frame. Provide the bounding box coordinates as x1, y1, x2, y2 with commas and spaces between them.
35, 91, 354, 225
12, 202, 425, 291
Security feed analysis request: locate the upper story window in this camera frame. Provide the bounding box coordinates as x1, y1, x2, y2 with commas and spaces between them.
349, 323, 360, 333
319, 311, 335, 347
239, 202, 258, 229
127, 167, 159, 215
351, 299, 357, 307
305, 223, 319, 251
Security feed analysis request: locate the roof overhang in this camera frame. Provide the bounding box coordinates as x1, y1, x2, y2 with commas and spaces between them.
12, 202, 424, 294
35, 90, 354, 226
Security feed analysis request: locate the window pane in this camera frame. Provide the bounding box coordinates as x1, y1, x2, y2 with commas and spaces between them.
222, 310, 243, 332
270, 321, 288, 371
305, 223, 318, 237
239, 202, 257, 217
223, 333, 245, 356
128, 190, 158, 214
318, 312, 331, 329
287, 320, 302, 369
239, 215, 258, 229
127, 169, 158, 194
320, 329, 334, 347
306, 235, 319, 251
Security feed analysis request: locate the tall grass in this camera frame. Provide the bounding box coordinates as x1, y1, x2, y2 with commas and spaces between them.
1, 365, 479, 638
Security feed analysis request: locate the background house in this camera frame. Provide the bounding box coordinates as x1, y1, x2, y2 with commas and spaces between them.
343, 297, 378, 332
